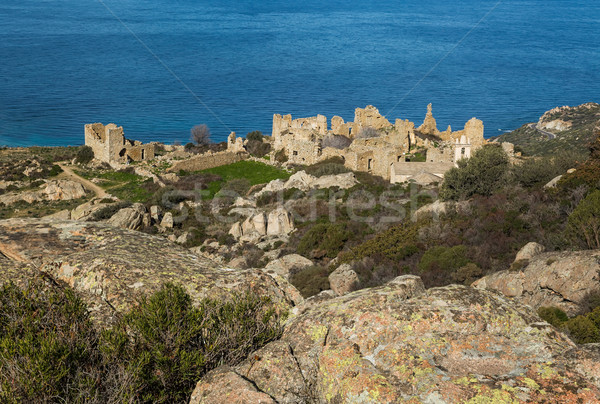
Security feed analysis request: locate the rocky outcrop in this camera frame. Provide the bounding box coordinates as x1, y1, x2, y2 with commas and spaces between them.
473, 250, 600, 316
43, 180, 87, 201
328, 263, 360, 296
229, 207, 295, 243
256, 171, 358, 197
0, 218, 303, 326
263, 254, 313, 280
192, 276, 600, 403
0, 180, 87, 205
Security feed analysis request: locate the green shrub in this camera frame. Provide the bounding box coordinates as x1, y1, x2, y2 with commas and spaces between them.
440, 144, 510, 201
289, 266, 331, 298
297, 223, 351, 259
0, 278, 285, 403
246, 140, 271, 158
566, 315, 600, 344
339, 222, 420, 264
567, 189, 600, 249
246, 131, 263, 142
453, 263, 483, 285
418, 245, 470, 274
0, 279, 104, 403
75, 145, 94, 164
537, 306, 569, 328
48, 164, 63, 176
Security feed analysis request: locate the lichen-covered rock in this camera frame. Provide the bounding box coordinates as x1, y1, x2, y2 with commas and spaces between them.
192, 277, 600, 403
328, 263, 360, 296
0, 218, 302, 326
189, 367, 276, 404
473, 250, 600, 315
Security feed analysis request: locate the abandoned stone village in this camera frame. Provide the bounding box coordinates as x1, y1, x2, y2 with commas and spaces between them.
85, 104, 515, 185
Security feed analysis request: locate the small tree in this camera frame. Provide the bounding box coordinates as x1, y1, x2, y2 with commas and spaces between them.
246, 131, 263, 142
440, 144, 510, 201
190, 124, 211, 146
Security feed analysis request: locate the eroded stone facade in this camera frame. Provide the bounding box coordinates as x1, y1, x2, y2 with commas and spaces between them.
84, 123, 155, 164
271, 105, 501, 183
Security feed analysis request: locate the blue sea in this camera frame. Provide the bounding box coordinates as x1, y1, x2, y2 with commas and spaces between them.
1, 0, 599, 147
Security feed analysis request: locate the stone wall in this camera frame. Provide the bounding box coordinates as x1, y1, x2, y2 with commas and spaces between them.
168, 151, 247, 173
391, 162, 455, 184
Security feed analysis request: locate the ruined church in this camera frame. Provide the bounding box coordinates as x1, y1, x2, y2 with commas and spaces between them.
271, 104, 512, 184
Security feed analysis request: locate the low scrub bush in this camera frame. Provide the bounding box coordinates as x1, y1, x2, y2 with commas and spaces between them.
537, 306, 569, 328
0, 278, 285, 403
297, 222, 352, 259
75, 145, 94, 164
246, 139, 271, 158
289, 266, 331, 298
566, 189, 600, 249
0, 279, 104, 403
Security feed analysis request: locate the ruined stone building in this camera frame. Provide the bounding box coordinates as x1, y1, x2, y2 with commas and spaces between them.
84, 123, 155, 164
271, 104, 505, 184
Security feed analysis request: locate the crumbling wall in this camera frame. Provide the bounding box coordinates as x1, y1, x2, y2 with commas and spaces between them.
227, 132, 246, 153
391, 162, 455, 184
168, 151, 247, 173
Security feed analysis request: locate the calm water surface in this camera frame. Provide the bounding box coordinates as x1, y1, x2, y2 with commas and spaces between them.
0, 0, 599, 146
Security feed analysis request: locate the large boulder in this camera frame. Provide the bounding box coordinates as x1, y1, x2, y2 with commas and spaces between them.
263, 254, 313, 280
312, 172, 358, 189
43, 180, 87, 201
192, 276, 600, 403
0, 218, 303, 327
241, 212, 267, 239
70, 198, 115, 221
473, 250, 600, 316
328, 263, 360, 296
106, 203, 146, 230
284, 171, 316, 191
266, 207, 294, 236
515, 241, 545, 262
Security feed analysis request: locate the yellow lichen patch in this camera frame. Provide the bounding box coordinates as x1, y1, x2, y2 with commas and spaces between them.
520, 377, 540, 390
464, 387, 520, 404
309, 325, 328, 343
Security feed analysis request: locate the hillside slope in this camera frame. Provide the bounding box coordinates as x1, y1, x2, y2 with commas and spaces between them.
494, 102, 600, 156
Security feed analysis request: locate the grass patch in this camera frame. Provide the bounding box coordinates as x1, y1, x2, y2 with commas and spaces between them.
198, 161, 290, 199
76, 169, 157, 203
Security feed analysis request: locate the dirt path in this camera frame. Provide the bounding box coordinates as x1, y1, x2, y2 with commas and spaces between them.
57, 163, 109, 198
